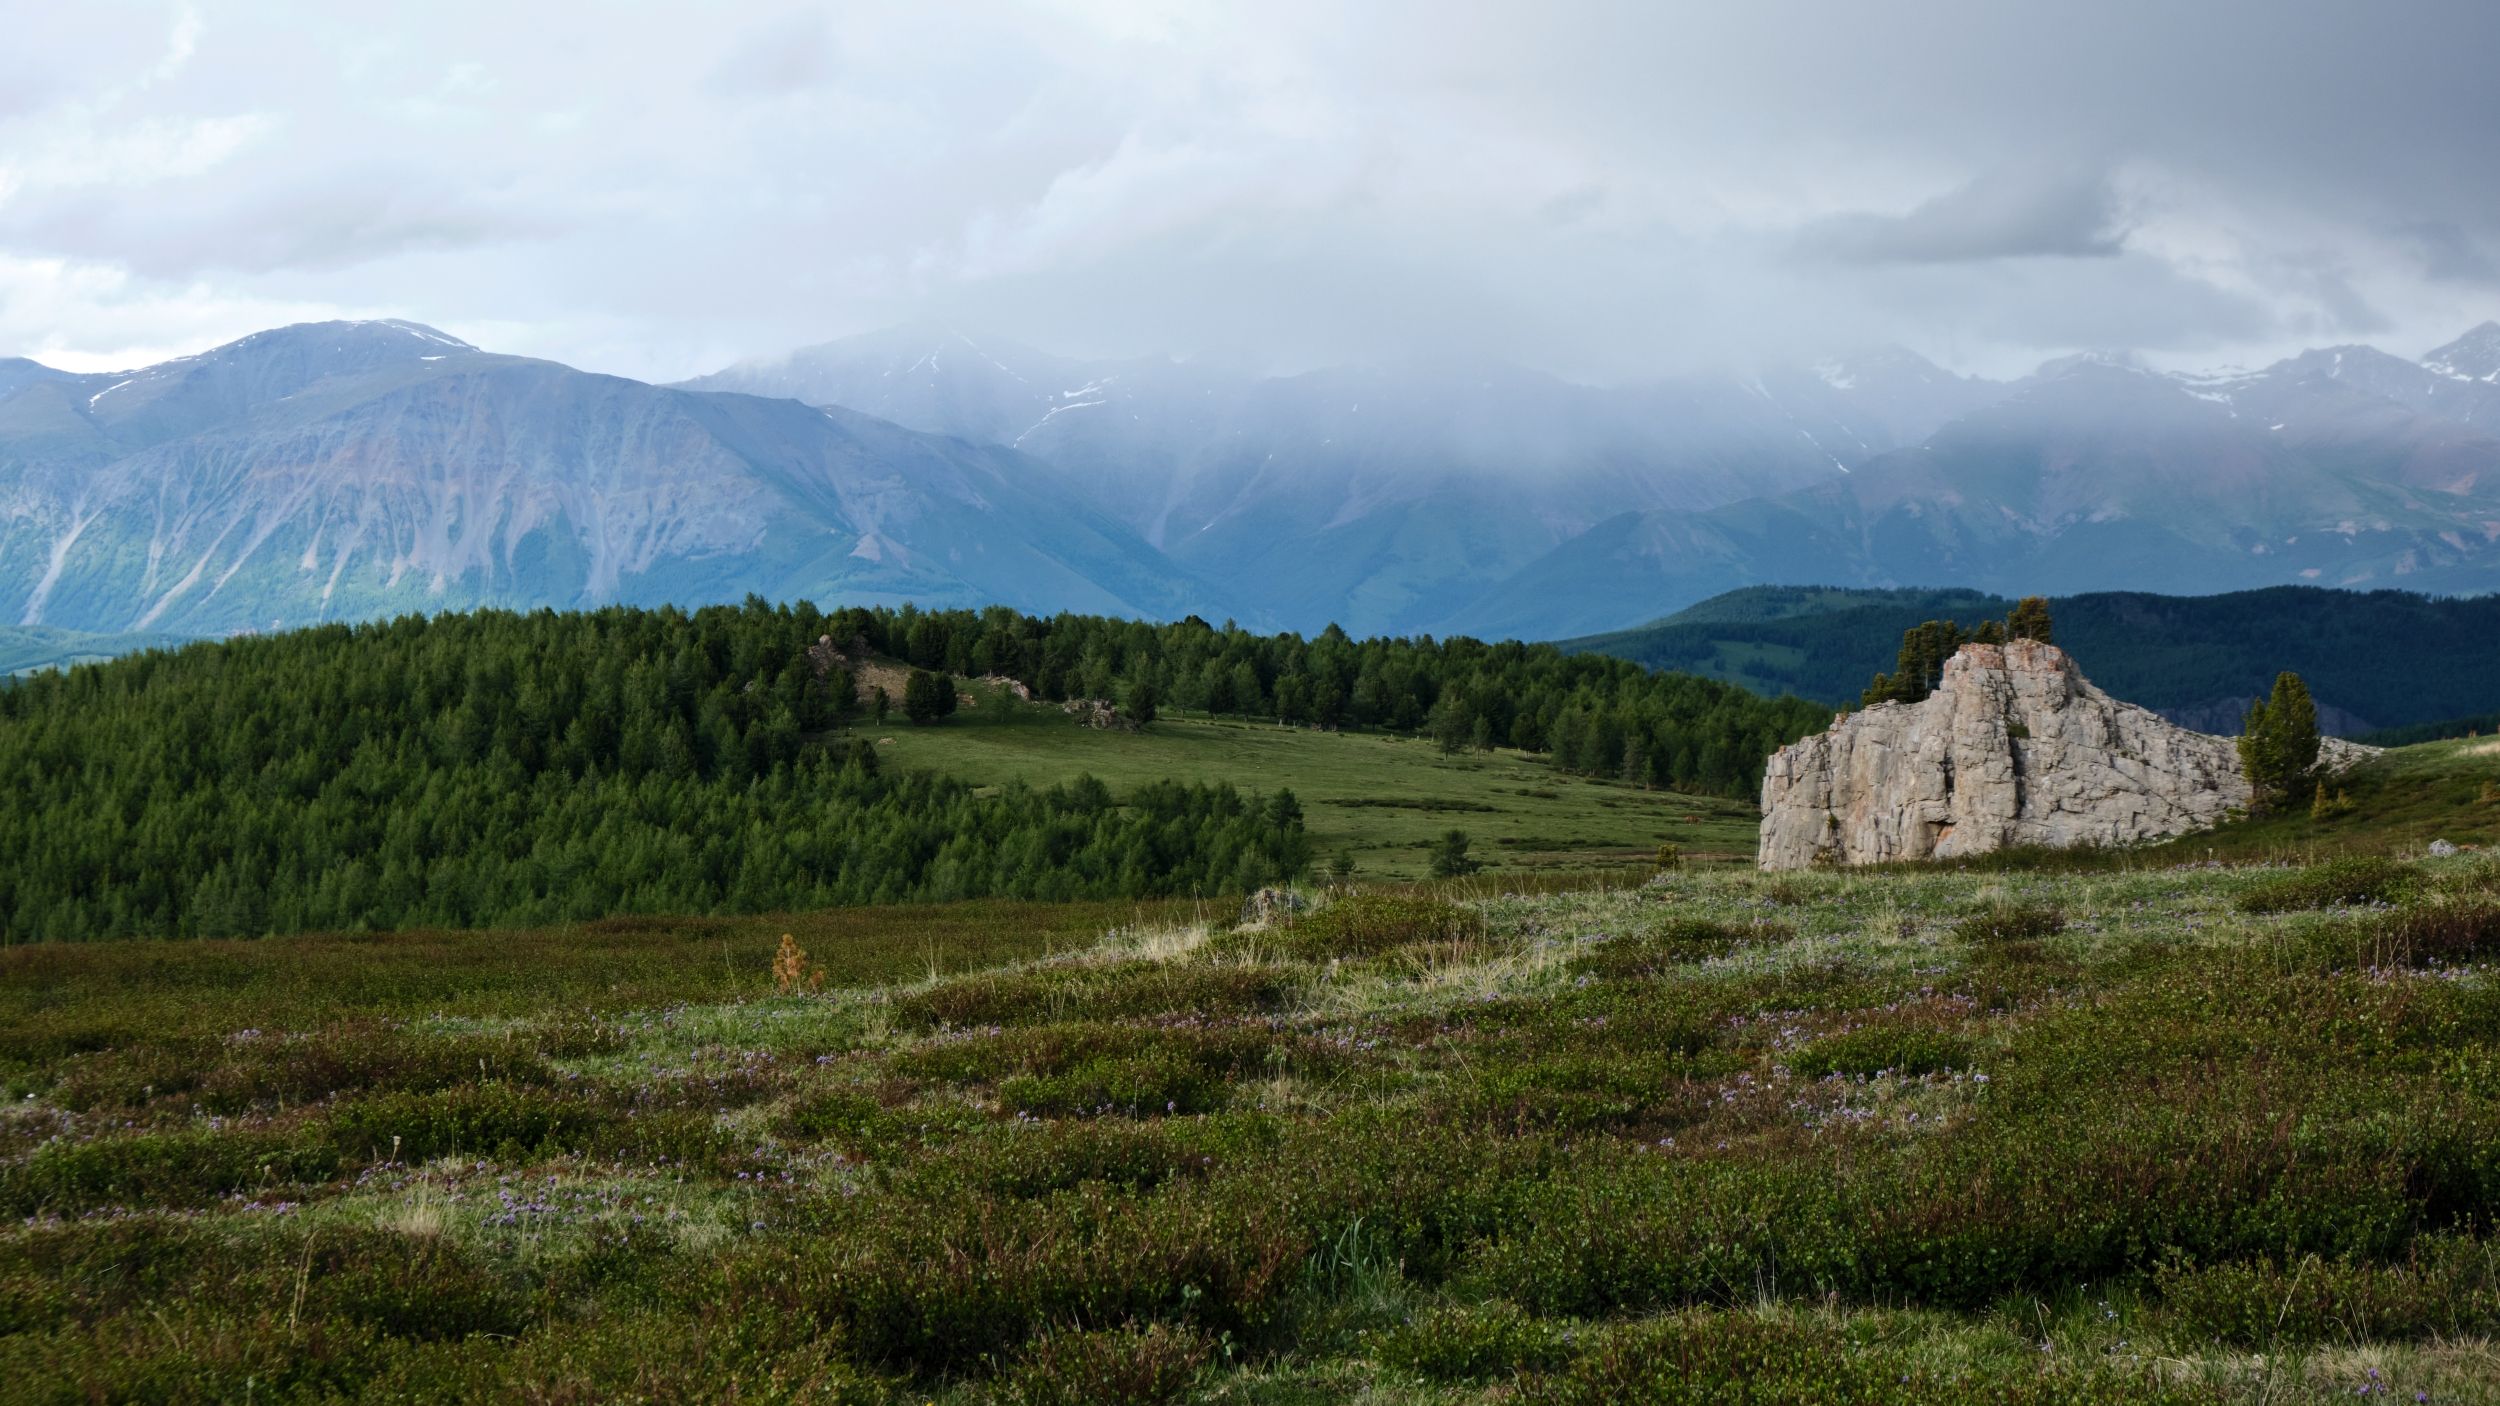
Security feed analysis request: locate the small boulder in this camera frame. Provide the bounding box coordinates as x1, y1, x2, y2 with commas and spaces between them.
1238, 887, 1309, 926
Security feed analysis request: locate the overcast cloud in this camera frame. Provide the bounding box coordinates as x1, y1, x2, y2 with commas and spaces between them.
2, 0, 2496, 381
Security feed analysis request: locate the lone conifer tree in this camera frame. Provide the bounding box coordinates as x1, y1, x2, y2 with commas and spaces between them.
2238, 671, 2321, 808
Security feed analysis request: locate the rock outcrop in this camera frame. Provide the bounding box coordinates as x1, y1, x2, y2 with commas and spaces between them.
1759, 640, 2372, 869
1062, 698, 1140, 732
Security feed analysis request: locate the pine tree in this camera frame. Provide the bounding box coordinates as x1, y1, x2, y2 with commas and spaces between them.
2238, 671, 2321, 809
2006, 596, 2054, 644
902, 670, 956, 724
1428, 828, 1481, 878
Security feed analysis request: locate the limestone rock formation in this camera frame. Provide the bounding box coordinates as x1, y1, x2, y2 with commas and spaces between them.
1758, 640, 2372, 869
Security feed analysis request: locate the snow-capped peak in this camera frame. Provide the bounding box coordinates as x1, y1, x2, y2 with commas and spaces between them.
2423, 321, 2500, 382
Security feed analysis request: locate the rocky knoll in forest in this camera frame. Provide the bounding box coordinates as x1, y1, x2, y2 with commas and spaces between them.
1758, 639, 2369, 868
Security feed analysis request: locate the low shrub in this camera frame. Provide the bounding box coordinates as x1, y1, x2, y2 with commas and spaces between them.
793, 1180, 1313, 1373
1001, 1322, 1211, 1406
1951, 904, 2066, 945
901, 1118, 1260, 1200
1260, 894, 1482, 961
1788, 1026, 1973, 1080
2236, 856, 2423, 914
891, 1022, 1326, 1119
1374, 1299, 1575, 1381
1431, 1055, 1720, 1139
2154, 1237, 2500, 1346
0, 1127, 340, 1215
198, 1026, 553, 1114
292, 1228, 532, 1340
1512, 1310, 2217, 1405
2356, 901, 2500, 967
1568, 920, 1771, 980
0, 1217, 237, 1332
328, 1083, 616, 1163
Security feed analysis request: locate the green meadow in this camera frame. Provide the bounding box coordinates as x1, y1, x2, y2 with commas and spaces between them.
10, 846, 2500, 1403
868, 683, 1766, 878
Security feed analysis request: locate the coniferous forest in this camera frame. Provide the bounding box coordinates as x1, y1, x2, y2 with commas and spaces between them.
0, 599, 1823, 942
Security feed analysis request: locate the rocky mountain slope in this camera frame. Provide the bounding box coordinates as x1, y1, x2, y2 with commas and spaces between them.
685, 331, 2007, 635
1470, 352, 2500, 638
0, 322, 1217, 635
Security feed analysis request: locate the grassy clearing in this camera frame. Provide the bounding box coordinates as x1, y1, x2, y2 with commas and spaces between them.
10, 855, 2500, 1401
870, 683, 1762, 878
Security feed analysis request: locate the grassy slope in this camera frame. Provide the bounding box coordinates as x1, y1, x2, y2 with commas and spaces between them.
10, 859, 2500, 1401
868, 682, 1762, 878
2144, 736, 2500, 862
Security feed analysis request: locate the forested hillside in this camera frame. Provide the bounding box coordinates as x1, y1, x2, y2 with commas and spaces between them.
0, 601, 1823, 942
1572, 585, 2500, 734
0, 605, 1310, 942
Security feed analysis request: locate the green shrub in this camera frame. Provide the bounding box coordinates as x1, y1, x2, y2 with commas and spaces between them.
1568, 920, 1774, 979
1374, 1300, 1574, 1381
0, 1217, 237, 1333
1262, 894, 1481, 961
1512, 1310, 2216, 1405
2350, 901, 2500, 967
328, 1083, 616, 1163
0, 1127, 340, 1215
1951, 903, 2066, 945
1432, 1055, 1720, 1138
2236, 856, 2423, 913
2154, 1237, 2500, 1346
794, 1181, 1312, 1373
1789, 1026, 1973, 1079
1002, 1322, 1210, 1406
293, 1228, 531, 1340
198, 1027, 553, 1114
775, 1086, 959, 1154
901, 1119, 1260, 1200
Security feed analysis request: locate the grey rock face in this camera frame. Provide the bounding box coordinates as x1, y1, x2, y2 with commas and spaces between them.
1758, 640, 2372, 869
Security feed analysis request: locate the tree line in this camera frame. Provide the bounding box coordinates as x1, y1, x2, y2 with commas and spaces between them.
0, 604, 1310, 942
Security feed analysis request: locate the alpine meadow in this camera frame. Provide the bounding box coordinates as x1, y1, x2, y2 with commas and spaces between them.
9, 4, 2500, 1405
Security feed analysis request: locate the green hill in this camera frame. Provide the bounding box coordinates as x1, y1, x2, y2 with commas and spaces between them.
1569, 584, 2500, 735
0, 601, 1816, 941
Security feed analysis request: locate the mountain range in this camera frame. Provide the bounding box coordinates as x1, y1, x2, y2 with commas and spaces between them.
4, 318, 2497, 640
0, 321, 1210, 636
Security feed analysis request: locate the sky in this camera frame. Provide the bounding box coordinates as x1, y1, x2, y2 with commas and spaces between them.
3, 0, 2497, 383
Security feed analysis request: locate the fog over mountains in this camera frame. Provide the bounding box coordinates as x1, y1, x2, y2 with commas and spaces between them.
4, 318, 2497, 640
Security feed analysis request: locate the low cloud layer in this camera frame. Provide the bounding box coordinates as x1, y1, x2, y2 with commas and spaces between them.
3, 1, 2496, 381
